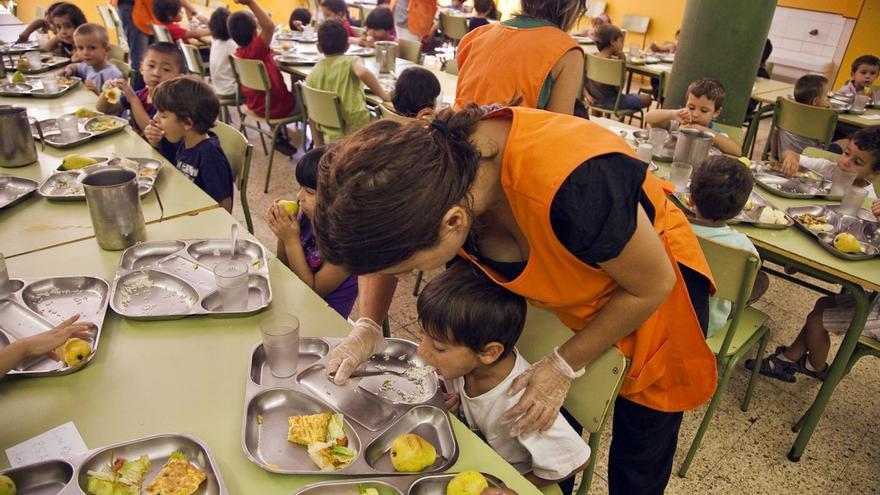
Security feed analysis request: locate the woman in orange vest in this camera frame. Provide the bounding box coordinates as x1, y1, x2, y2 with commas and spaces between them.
315, 106, 718, 494
454, 0, 585, 114
390, 0, 437, 41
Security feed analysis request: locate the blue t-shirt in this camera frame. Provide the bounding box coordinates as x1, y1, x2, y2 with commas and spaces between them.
73, 62, 123, 91
171, 133, 233, 205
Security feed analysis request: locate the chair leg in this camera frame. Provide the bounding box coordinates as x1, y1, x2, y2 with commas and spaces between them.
255, 121, 268, 155
678, 362, 736, 477
263, 124, 282, 193
575, 431, 602, 495
742, 329, 770, 412
412, 270, 424, 296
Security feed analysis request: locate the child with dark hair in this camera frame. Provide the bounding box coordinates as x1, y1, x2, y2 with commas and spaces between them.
144, 76, 234, 211
208, 7, 238, 97
356, 7, 395, 47
45, 3, 86, 59
585, 24, 652, 113
16, 1, 62, 43
60, 24, 123, 94
416, 262, 590, 487
392, 66, 440, 117
228, 0, 297, 155
775, 74, 839, 161
468, 0, 496, 31
306, 20, 390, 141
268, 148, 358, 318
320, 0, 355, 36
153, 0, 210, 42
289, 8, 313, 31
687, 155, 759, 338
646, 78, 742, 156
839, 54, 879, 95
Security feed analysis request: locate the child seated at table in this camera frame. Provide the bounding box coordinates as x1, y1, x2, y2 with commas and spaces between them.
772, 74, 843, 161
306, 20, 391, 142
468, 0, 497, 32
153, 0, 210, 42
59, 23, 123, 95
143, 76, 234, 212
0, 315, 95, 378
391, 66, 440, 117
649, 29, 679, 54
572, 13, 611, 39
228, 0, 298, 156
208, 8, 239, 99
416, 262, 591, 487
43, 2, 85, 60
356, 7, 395, 47
838, 54, 879, 95
268, 148, 358, 318
98, 42, 186, 138
320, 0, 355, 36
645, 78, 742, 156
289, 8, 312, 32
687, 155, 762, 338
16, 1, 61, 43
584, 24, 652, 113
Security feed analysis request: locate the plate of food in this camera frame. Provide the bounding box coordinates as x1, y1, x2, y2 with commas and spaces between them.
788, 205, 880, 260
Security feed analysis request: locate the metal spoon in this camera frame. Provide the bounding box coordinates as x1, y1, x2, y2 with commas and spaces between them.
230, 223, 238, 259
330, 368, 407, 379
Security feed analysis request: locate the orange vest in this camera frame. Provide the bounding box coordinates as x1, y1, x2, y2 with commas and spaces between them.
455, 24, 580, 109
389, 0, 437, 37
132, 0, 158, 36
460, 107, 718, 413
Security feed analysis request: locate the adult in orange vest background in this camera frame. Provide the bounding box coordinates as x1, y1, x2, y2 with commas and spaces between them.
313, 106, 718, 495
455, 0, 584, 115
390, 0, 437, 41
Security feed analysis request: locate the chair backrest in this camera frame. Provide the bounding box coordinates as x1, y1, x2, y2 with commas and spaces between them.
179, 40, 206, 76
211, 120, 255, 232
378, 103, 413, 123
444, 57, 458, 76
765, 62, 775, 77
439, 11, 468, 41
152, 23, 173, 43
96, 5, 115, 28
230, 55, 270, 92
108, 44, 128, 64
803, 146, 841, 162
398, 38, 421, 64
517, 305, 628, 435
621, 14, 650, 34
110, 58, 132, 79
713, 123, 745, 148
585, 52, 625, 88
696, 237, 760, 361
586, 1, 606, 17
296, 82, 347, 138
773, 96, 838, 146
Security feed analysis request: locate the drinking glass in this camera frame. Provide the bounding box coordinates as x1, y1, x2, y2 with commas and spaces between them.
260, 314, 300, 378
56, 114, 79, 141
24, 51, 42, 70
852, 94, 869, 113
629, 42, 640, 56
669, 162, 693, 192
637, 143, 654, 163
840, 186, 869, 216
872, 87, 880, 107
829, 169, 857, 196
41, 76, 58, 92
649, 127, 668, 151
213, 259, 249, 311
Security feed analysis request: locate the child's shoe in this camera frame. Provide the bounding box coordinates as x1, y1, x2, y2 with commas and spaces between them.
795, 356, 828, 381
745, 346, 797, 383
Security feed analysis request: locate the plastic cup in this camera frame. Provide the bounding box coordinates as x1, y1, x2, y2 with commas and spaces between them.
637, 143, 654, 163
853, 94, 870, 113
872, 88, 880, 106
840, 186, 869, 216
213, 259, 249, 311
829, 169, 857, 196
56, 114, 79, 141
630, 42, 640, 56
260, 314, 300, 378
669, 162, 693, 192
41, 76, 58, 92
24, 51, 42, 70
35, 32, 49, 46
649, 127, 668, 150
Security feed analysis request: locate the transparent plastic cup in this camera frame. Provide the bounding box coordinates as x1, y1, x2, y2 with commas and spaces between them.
41, 76, 58, 93
260, 314, 300, 378
24, 51, 42, 70
213, 259, 249, 311
853, 94, 870, 113
840, 186, 869, 216
637, 143, 654, 163
669, 162, 693, 192
56, 114, 79, 141
829, 169, 857, 196
649, 128, 668, 151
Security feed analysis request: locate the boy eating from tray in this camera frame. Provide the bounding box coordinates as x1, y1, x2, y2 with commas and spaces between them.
415, 263, 590, 488
143, 76, 234, 213
59, 23, 123, 95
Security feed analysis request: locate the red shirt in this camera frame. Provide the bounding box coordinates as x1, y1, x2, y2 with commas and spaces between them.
234, 36, 297, 119
342, 18, 354, 37
162, 21, 186, 41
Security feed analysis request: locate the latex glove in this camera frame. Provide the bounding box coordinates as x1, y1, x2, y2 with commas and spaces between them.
326, 317, 386, 385
501, 347, 584, 436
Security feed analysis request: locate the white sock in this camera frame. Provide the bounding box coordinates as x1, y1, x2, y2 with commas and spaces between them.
806, 360, 824, 372
777, 353, 794, 363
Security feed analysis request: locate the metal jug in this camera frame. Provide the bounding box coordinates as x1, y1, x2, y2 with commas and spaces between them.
82, 167, 147, 250
375, 41, 398, 74
673, 128, 713, 168
0, 105, 41, 168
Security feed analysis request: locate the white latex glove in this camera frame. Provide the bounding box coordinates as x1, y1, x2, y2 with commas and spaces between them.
502, 347, 584, 436
326, 317, 386, 385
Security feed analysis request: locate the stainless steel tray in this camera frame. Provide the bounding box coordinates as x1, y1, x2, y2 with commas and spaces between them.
633, 129, 676, 161
753, 173, 838, 200
0, 75, 80, 97
275, 53, 322, 65
673, 190, 793, 229
242, 337, 459, 475
0, 174, 38, 209
0, 433, 228, 495
0, 276, 109, 377
275, 32, 318, 43
0, 41, 39, 54
110, 239, 272, 320
39, 157, 161, 201
291, 472, 507, 494
2, 54, 69, 75
787, 205, 880, 260
31, 114, 128, 149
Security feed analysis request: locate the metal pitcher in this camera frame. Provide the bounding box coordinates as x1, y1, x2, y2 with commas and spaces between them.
375, 41, 398, 74
673, 128, 713, 168
0, 105, 42, 168
82, 167, 146, 250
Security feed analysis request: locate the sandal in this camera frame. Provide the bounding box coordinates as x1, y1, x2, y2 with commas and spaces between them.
745, 346, 797, 383
795, 356, 828, 381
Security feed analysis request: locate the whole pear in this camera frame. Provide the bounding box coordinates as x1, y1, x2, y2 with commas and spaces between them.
390, 433, 437, 472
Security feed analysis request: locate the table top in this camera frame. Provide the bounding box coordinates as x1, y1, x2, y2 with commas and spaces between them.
837, 107, 880, 128
752, 78, 794, 96
0, 23, 23, 41
752, 86, 794, 105
0, 84, 219, 258
0, 208, 541, 494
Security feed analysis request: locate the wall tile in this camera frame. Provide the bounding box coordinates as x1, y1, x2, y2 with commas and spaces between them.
802, 41, 824, 56
781, 38, 803, 51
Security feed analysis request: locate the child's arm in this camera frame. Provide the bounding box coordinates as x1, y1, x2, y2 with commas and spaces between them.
181, 0, 210, 25
17, 19, 49, 43
645, 108, 686, 128
780, 148, 801, 176
545, 49, 584, 115
267, 203, 354, 297
0, 315, 93, 378
185, 26, 212, 40
114, 80, 152, 131
236, 0, 275, 46
707, 129, 741, 156
352, 59, 391, 101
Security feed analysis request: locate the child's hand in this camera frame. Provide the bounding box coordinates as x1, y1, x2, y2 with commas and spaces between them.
674, 107, 691, 124
292, 20, 304, 31
266, 202, 300, 243
84, 79, 98, 94
872, 199, 880, 219
108, 78, 135, 98
443, 391, 461, 413
781, 153, 800, 177
144, 119, 164, 147
21, 315, 95, 360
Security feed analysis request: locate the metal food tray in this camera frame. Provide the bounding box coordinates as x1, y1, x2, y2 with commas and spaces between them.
787, 205, 880, 261
753, 173, 838, 200
276, 32, 318, 43
38, 156, 161, 201
31, 114, 128, 149
291, 472, 507, 494
0, 175, 38, 209
0, 276, 109, 377
673, 190, 793, 229
347, 46, 375, 57
0, 41, 39, 54
633, 129, 676, 161
2, 54, 70, 74
241, 337, 459, 475
110, 239, 272, 320
276, 53, 321, 66
0, 75, 80, 98
0, 433, 228, 494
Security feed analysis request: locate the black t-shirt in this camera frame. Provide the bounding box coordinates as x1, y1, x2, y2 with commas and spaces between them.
468, 17, 490, 32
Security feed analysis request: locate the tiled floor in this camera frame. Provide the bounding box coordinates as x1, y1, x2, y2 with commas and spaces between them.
227, 107, 880, 494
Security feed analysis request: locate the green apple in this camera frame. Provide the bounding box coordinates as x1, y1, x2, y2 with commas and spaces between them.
278, 200, 299, 217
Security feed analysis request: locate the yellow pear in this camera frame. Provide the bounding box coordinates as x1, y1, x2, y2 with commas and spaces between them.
61, 338, 92, 367
390, 433, 437, 472
61, 154, 98, 170
11, 71, 26, 83
278, 200, 299, 217
833, 233, 862, 254
0, 474, 15, 495
446, 470, 488, 495
75, 108, 98, 119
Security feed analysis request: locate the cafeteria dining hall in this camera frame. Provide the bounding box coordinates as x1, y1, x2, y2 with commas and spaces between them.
0, 0, 878, 493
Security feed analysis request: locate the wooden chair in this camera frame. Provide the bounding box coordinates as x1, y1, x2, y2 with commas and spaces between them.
229, 55, 303, 193
179, 40, 206, 76
621, 14, 650, 49
211, 121, 255, 234
443, 57, 458, 76
677, 237, 771, 477
517, 306, 628, 495
398, 38, 421, 64
109, 58, 134, 87
439, 11, 468, 43
295, 81, 348, 147
378, 103, 412, 123
152, 23, 173, 43
585, 53, 645, 126
761, 96, 838, 161
586, 1, 606, 18
108, 43, 129, 65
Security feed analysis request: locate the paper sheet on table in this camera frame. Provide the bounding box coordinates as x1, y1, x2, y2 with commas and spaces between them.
858, 114, 880, 120
5, 421, 87, 467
